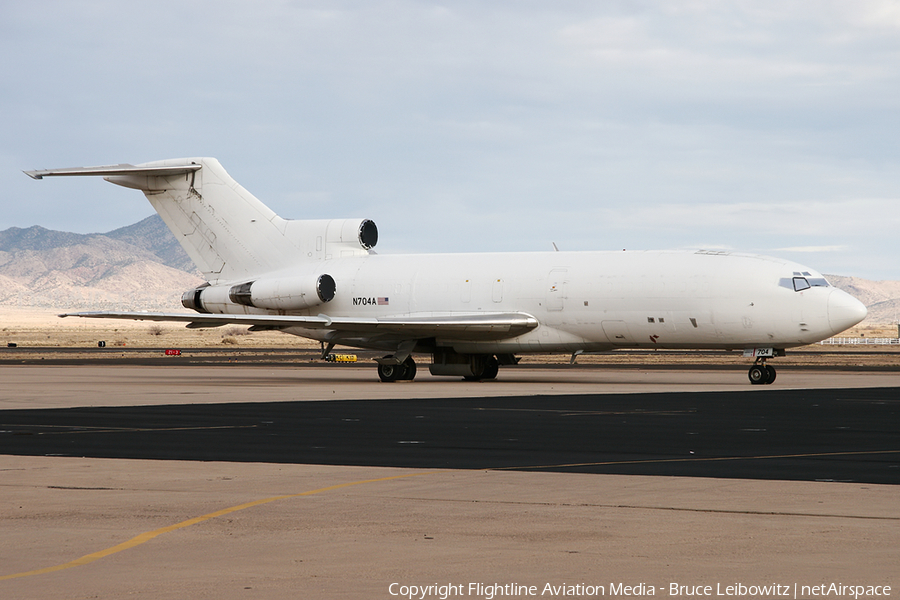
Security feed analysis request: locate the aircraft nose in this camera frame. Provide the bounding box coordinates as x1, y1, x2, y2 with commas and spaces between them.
827, 288, 867, 333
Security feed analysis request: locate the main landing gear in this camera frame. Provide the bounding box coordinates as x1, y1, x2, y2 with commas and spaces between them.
463, 355, 499, 382
748, 359, 776, 385
376, 352, 508, 382
377, 356, 417, 382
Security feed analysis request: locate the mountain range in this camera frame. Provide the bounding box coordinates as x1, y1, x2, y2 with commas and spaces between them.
0, 215, 202, 312
0, 215, 897, 324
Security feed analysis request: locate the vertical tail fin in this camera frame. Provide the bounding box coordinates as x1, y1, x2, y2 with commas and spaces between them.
105, 157, 293, 282
26, 157, 377, 284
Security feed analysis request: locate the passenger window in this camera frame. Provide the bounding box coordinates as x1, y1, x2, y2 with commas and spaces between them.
793, 277, 811, 292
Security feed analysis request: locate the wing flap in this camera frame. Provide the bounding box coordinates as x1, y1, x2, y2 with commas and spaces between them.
59, 311, 539, 340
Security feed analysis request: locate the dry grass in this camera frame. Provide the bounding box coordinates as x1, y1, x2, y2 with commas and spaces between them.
0, 307, 319, 350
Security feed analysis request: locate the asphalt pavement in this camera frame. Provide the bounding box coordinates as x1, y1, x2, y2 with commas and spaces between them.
3, 386, 898, 483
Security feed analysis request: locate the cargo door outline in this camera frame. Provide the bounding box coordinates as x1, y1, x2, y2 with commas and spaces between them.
602, 320, 634, 345
546, 269, 568, 311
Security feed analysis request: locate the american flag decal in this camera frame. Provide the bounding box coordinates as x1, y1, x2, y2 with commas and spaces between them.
377, 297, 389, 305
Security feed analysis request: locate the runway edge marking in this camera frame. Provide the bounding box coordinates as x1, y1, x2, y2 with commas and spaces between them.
0, 471, 436, 582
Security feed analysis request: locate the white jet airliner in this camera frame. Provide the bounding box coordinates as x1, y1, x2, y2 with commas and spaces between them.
26, 158, 867, 384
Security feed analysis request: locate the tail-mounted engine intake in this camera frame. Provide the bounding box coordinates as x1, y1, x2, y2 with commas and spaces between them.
282, 218, 377, 259
357, 219, 378, 250
322, 218, 377, 251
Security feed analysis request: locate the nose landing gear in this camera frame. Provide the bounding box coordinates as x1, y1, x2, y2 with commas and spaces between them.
744, 348, 782, 385
748, 359, 776, 385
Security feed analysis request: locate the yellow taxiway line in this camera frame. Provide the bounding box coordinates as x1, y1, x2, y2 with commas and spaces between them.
0, 471, 435, 581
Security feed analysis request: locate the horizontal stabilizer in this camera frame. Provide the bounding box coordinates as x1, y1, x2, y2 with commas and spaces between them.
24, 163, 201, 180
59, 311, 539, 340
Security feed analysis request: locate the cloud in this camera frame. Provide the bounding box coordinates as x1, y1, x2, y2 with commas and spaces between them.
2, 1, 900, 280
589, 198, 900, 239
772, 246, 849, 253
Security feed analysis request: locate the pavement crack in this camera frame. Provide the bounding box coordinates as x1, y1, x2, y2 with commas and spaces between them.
379, 496, 900, 521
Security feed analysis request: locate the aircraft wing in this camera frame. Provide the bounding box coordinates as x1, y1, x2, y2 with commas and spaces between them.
59, 311, 539, 340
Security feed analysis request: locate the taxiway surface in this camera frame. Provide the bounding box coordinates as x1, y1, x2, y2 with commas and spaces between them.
1, 365, 898, 599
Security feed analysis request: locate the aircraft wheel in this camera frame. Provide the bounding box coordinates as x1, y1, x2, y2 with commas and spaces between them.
482, 356, 499, 380
400, 356, 417, 381
748, 365, 767, 385
378, 356, 417, 382
765, 365, 777, 385
463, 355, 488, 381
378, 358, 402, 383
462, 356, 499, 381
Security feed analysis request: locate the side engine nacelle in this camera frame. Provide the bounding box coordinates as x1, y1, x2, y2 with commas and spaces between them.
182, 274, 336, 313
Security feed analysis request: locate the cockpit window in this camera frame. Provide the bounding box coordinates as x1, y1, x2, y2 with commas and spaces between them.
779, 276, 830, 292
792, 277, 811, 291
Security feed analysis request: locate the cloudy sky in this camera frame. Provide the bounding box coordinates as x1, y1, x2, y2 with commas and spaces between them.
3, 1, 899, 279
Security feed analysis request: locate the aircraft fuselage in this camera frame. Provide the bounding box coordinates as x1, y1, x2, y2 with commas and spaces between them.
200, 249, 863, 355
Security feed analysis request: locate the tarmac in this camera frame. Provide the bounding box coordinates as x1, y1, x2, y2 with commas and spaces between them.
1, 364, 898, 599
